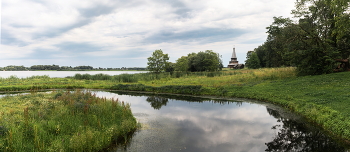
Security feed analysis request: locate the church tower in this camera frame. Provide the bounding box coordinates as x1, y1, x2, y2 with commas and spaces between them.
228, 47, 239, 68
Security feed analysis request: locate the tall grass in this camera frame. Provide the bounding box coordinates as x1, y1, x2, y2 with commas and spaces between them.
0, 67, 296, 92
141, 67, 297, 88
0, 90, 137, 151
69, 67, 296, 84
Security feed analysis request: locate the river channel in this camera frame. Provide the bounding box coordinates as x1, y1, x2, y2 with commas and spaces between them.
85, 90, 348, 152
0, 90, 349, 151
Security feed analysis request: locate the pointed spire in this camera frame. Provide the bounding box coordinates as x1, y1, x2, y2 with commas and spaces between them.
231, 47, 237, 59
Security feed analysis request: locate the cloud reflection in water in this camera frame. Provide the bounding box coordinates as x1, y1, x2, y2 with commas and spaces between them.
93, 91, 348, 152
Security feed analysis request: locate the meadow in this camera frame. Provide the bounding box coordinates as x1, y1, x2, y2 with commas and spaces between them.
1, 67, 350, 145
0, 90, 137, 151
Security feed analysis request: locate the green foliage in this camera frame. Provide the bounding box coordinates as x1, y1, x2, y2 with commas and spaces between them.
165, 62, 175, 73
245, 52, 261, 69
254, 0, 350, 75
30, 65, 94, 71
174, 56, 189, 72
147, 49, 170, 73
0, 65, 28, 71
177, 50, 223, 72
0, 90, 137, 151
110, 84, 203, 95
30, 65, 60, 70
188, 50, 223, 72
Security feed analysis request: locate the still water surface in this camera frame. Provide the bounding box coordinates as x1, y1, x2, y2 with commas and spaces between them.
89, 91, 349, 152
0, 71, 147, 78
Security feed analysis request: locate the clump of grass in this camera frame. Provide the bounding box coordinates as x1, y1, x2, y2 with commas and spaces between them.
0, 90, 137, 151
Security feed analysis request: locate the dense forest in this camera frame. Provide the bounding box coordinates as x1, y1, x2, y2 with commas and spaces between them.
0, 65, 147, 71
245, 0, 350, 75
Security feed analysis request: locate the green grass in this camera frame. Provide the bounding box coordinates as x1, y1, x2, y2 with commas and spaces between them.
0, 67, 350, 145
0, 90, 137, 151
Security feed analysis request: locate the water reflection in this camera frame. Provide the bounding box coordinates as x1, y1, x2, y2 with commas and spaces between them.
144, 95, 242, 110
1, 91, 347, 151
72, 91, 350, 151
146, 96, 168, 110
265, 108, 347, 152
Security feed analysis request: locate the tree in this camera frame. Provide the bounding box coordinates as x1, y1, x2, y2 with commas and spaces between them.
186, 50, 223, 72
245, 52, 261, 69
174, 56, 189, 72
147, 49, 170, 73
252, 0, 350, 75
165, 62, 175, 73
291, 0, 350, 75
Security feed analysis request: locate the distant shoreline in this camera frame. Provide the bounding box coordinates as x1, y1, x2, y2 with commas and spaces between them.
0, 65, 147, 71
1, 70, 148, 71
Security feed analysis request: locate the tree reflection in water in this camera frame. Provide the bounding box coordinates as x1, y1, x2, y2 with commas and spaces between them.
145, 95, 243, 110
146, 96, 169, 110
265, 108, 347, 152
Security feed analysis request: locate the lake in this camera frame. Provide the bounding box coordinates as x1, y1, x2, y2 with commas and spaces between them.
0, 71, 148, 78
88, 91, 348, 152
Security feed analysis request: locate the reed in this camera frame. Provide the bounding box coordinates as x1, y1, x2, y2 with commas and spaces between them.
0, 90, 137, 151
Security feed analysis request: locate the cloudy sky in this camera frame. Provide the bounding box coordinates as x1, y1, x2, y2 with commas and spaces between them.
1, 0, 295, 68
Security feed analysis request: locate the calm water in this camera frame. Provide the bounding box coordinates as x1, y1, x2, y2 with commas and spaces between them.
88, 91, 349, 152
0, 71, 147, 78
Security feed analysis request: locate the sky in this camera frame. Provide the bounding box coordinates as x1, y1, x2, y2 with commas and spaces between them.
1, 0, 296, 68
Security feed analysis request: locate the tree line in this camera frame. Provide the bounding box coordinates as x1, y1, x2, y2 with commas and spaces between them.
0, 65, 147, 71
147, 49, 223, 73
245, 0, 350, 75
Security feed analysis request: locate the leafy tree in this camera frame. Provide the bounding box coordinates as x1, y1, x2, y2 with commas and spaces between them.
253, 0, 350, 75
174, 56, 189, 72
254, 45, 268, 67
245, 52, 261, 69
265, 17, 295, 67
292, 0, 350, 75
186, 50, 223, 72
147, 49, 170, 73
165, 62, 175, 73
30, 65, 61, 70
3, 65, 27, 71
74, 66, 93, 70
187, 52, 198, 72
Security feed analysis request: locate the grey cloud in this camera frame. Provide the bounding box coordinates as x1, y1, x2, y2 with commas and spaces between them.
78, 4, 117, 18
26, 49, 62, 59
1, 29, 29, 47
166, 0, 192, 18
144, 28, 247, 44
155, 0, 193, 18
55, 42, 104, 53
31, 1, 141, 39
33, 20, 91, 39
120, 48, 150, 58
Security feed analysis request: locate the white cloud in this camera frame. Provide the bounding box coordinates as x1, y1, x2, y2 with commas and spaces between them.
1, 0, 296, 67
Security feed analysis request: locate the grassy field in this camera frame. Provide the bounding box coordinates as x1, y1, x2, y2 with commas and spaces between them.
0, 90, 137, 151
1, 67, 350, 145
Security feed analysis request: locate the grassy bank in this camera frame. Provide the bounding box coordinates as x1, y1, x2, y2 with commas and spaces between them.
0, 90, 137, 151
0, 67, 350, 144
